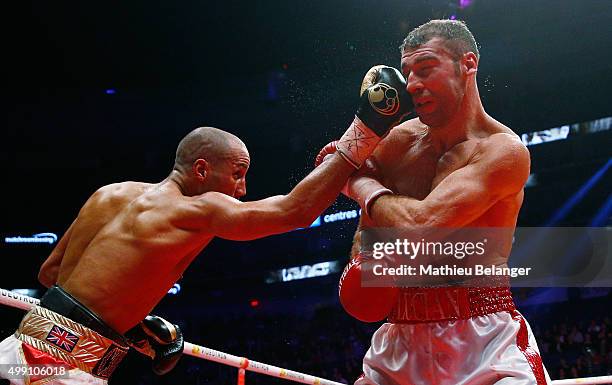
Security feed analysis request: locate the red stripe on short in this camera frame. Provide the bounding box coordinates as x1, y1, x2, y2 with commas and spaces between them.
21, 342, 74, 383
511, 310, 547, 385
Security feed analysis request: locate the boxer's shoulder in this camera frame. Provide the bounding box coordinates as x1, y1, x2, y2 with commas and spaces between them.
376, 118, 428, 154
437, 124, 526, 182
445, 118, 524, 164
178, 191, 236, 215
479, 116, 523, 146
78, 182, 160, 219
91, 182, 154, 205
477, 131, 528, 163
96, 181, 153, 195
389, 118, 428, 140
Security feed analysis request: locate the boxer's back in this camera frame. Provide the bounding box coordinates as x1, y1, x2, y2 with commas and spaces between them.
57, 182, 211, 333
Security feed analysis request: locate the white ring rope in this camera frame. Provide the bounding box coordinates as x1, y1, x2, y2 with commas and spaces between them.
551, 378, 612, 385
1, 288, 611, 385
0, 288, 343, 385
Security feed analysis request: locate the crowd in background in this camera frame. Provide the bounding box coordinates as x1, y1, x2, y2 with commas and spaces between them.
0, 291, 610, 384
110, 291, 611, 384
534, 317, 611, 380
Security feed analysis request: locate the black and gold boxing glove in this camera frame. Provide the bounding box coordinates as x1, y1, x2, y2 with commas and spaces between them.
336, 65, 413, 169
356, 65, 413, 135
125, 315, 184, 375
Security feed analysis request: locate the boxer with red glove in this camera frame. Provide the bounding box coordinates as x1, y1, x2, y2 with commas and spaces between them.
338, 253, 400, 322
314, 65, 410, 322
336, 157, 399, 323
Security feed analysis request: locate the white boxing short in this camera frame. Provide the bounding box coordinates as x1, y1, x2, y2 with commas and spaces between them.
0, 286, 129, 385
355, 287, 551, 385
0, 334, 106, 385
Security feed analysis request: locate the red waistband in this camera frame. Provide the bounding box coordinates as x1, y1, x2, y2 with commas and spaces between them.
387, 286, 515, 324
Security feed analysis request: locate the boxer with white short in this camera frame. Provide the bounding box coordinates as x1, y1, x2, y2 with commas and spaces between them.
318, 20, 551, 385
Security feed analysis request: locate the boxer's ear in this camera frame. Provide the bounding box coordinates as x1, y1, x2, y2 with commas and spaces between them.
192, 159, 209, 181
462, 52, 478, 76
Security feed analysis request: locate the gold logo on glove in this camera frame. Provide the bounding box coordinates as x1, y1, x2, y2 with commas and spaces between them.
367, 83, 400, 116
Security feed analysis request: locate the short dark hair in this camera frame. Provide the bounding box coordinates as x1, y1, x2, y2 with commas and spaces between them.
400, 19, 479, 60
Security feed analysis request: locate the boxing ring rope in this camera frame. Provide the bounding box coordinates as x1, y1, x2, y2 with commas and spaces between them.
0, 289, 343, 385
2, 289, 612, 385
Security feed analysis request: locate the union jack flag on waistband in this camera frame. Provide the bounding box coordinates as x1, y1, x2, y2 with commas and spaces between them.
45, 325, 79, 352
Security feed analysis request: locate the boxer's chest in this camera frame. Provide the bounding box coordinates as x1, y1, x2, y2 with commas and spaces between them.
431, 139, 481, 189
373, 135, 480, 199
373, 138, 440, 200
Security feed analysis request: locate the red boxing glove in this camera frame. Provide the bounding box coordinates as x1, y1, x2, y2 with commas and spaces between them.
314, 141, 338, 167
338, 253, 399, 322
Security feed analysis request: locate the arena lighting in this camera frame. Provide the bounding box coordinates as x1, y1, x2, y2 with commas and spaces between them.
522, 125, 569, 146
281, 261, 334, 282
322, 209, 359, 223
308, 216, 321, 228
105, 89, 116, 95
9, 289, 39, 298
295, 209, 361, 231
511, 159, 610, 267
545, 158, 612, 226
167, 283, 181, 295
589, 193, 612, 226
4, 233, 58, 245
522, 115, 611, 147
266, 260, 343, 283
525, 173, 538, 188
458, 0, 473, 9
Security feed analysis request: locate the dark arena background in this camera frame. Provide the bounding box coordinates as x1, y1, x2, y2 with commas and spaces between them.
1, 1, 611, 384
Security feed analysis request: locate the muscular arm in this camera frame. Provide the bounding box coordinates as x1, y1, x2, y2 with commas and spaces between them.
38, 221, 75, 287
183, 153, 354, 241
368, 135, 530, 228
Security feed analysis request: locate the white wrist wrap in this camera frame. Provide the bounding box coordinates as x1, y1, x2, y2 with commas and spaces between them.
336, 116, 381, 169
364, 188, 393, 217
